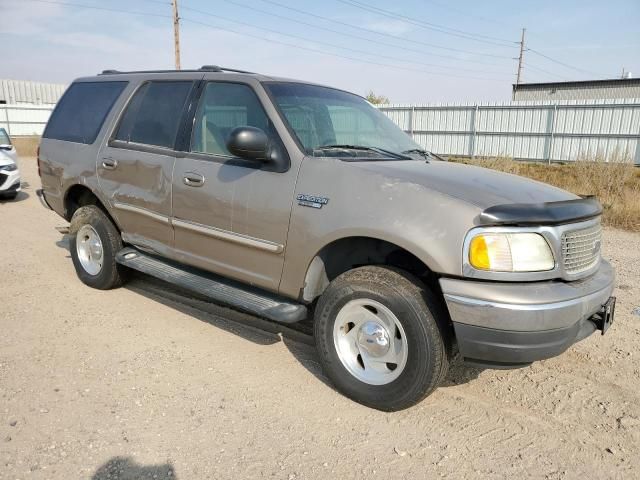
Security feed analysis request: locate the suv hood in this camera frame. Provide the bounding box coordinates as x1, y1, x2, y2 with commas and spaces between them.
353, 160, 578, 209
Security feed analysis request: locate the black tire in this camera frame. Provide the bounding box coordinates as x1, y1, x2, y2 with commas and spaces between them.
314, 266, 450, 411
69, 205, 128, 290
1, 192, 18, 200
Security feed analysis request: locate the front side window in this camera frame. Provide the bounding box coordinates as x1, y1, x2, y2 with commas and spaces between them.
43, 81, 127, 144
264, 82, 420, 158
0, 128, 10, 146
191, 82, 271, 156
115, 81, 193, 149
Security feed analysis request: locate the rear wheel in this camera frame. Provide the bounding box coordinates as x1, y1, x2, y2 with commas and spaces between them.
69, 205, 128, 289
314, 266, 450, 411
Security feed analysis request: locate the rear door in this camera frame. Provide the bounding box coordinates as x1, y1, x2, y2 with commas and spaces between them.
97, 77, 198, 254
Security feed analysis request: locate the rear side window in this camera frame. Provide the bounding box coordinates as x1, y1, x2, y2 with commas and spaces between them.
114, 81, 193, 149
43, 81, 126, 144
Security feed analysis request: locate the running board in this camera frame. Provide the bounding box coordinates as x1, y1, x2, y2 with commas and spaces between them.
115, 247, 307, 324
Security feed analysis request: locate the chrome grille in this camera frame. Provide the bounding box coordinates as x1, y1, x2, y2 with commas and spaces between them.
561, 223, 602, 274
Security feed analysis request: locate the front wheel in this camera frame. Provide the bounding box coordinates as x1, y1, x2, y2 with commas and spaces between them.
69, 205, 128, 289
314, 266, 450, 411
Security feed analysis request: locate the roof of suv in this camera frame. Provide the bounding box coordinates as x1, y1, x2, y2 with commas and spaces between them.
90, 65, 310, 85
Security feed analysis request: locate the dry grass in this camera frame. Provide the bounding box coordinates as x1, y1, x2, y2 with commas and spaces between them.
450, 152, 640, 232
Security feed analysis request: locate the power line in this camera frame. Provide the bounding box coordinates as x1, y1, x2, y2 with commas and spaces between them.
18, 0, 506, 81
527, 48, 609, 78
422, 0, 516, 31
523, 64, 570, 81
180, 4, 511, 76
19, 0, 171, 19
215, 0, 513, 70
335, 0, 517, 47
254, 0, 514, 61
181, 17, 505, 81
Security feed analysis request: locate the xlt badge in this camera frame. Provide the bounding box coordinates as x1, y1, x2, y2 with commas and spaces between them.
297, 194, 329, 209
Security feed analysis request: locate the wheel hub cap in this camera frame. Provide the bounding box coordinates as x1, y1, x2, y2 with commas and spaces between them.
333, 299, 408, 386
76, 224, 104, 276
357, 321, 390, 357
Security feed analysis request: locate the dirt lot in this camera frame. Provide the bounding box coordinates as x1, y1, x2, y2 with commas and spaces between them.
2, 158, 639, 479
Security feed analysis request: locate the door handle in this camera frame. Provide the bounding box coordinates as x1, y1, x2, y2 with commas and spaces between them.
183, 173, 205, 187
102, 158, 118, 170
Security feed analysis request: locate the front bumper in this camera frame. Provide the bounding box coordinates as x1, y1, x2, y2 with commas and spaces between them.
0, 169, 20, 193
440, 260, 615, 368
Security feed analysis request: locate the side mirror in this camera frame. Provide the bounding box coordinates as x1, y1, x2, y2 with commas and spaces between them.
226, 126, 269, 161
0, 144, 12, 151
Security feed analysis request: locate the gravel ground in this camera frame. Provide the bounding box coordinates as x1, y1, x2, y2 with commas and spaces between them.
1, 158, 639, 479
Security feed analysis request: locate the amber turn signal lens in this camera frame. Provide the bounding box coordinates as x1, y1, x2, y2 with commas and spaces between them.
469, 235, 491, 270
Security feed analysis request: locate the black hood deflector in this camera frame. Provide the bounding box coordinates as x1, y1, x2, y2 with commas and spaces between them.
477, 197, 602, 226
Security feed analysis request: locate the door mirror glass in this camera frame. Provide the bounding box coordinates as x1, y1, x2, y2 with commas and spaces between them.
226, 126, 269, 161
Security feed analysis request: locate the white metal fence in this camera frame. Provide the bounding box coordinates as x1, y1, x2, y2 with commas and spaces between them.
379, 99, 640, 164
0, 104, 54, 136
2, 100, 640, 165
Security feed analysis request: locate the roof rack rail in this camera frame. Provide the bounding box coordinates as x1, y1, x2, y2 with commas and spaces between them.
199, 65, 256, 74
98, 66, 257, 75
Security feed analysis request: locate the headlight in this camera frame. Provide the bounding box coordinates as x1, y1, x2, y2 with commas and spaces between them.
0, 163, 17, 172
468, 232, 554, 272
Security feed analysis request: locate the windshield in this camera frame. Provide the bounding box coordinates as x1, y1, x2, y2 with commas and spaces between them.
264, 82, 421, 159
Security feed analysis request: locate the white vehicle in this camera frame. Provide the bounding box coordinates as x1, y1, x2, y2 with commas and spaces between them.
0, 128, 21, 200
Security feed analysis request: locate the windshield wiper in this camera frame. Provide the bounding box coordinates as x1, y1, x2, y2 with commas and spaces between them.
401, 149, 445, 161
316, 144, 410, 159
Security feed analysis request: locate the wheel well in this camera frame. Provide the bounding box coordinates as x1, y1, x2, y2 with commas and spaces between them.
302, 237, 440, 302
63, 185, 117, 228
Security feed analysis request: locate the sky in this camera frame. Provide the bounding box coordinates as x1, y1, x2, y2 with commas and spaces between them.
2, 0, 639, 103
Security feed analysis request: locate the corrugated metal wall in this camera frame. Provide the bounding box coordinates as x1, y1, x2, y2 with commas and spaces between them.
513, 82, 640, 101
0, 105, 54, 136
2, 98, 640, 166
380, 99, 640, 164
0, 79, 67, 105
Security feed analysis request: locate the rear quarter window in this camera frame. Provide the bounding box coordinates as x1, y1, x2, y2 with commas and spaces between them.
43, 81, 127, 144
114, 81, 193, 149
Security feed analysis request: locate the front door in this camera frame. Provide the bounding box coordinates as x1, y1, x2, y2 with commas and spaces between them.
97, 79, 196, 254
171, 81, 300, 292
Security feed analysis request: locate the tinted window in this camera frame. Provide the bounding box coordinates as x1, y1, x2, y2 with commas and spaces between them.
0, 128, 10, 145
191, 82, 271, 156
115, 81, 193, 149
43, 81, 127, 144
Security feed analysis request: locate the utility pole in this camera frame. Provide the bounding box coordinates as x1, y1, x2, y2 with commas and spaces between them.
172, 0, 181, 70
516, 27, 526, 85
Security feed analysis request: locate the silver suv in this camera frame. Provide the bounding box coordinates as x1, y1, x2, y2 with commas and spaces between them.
37, 66, 615, 410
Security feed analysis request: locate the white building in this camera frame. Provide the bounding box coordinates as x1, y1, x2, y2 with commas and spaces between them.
0, 79, 67, 106
512, 78, 640, 101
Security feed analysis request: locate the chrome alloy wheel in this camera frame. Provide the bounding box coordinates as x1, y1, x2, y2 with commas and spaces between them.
76, 224, 104, 276
333, 299, 408, 385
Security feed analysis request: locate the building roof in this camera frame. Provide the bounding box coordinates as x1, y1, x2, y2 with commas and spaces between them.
512, 77, 640, 92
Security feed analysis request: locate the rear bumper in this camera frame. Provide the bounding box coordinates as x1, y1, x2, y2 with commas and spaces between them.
440, 261, 615, 368
36, 188, 53, 210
